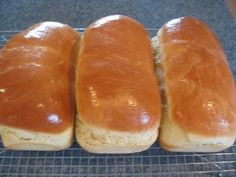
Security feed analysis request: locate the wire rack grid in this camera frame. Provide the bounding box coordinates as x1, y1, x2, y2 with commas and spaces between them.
0, 29, 236, 177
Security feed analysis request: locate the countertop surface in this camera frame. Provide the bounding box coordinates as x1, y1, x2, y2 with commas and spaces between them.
0, 1, 236, 177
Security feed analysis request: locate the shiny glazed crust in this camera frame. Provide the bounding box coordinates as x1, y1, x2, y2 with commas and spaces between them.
152, 17, 236, 152
76, 15, 161, 153
0, 22, 80, 150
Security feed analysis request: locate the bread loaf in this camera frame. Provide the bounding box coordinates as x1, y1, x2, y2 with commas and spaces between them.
0, 22, 80, 150
152, 17, 236, 152
76, 15, 161, 153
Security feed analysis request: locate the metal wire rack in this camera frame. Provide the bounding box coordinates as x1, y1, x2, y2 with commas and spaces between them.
0, 29, 236, 177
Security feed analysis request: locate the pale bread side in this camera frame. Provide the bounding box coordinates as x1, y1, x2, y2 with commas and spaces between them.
152, 31, 235, 152
159, 110, 234, 152
0, 125, 73, 151
76, 118, 158, 154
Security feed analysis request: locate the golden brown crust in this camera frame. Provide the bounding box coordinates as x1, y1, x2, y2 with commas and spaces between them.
76, 15, 161, 132
159, 17, 236, 136
0, 22, 80, 133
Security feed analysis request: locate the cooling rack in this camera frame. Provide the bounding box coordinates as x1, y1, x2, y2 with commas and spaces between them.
0, 29, 236, 177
